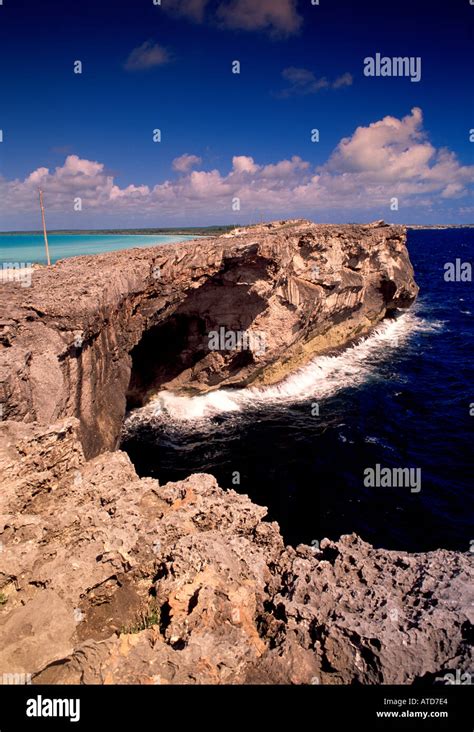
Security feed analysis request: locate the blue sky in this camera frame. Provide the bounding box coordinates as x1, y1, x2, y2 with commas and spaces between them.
0, 0, 472, 229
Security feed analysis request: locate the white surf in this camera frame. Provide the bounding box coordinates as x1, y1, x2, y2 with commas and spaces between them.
125, 309, 443, 426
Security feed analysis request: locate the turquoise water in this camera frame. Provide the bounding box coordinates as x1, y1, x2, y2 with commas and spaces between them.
0, 234, 197, 264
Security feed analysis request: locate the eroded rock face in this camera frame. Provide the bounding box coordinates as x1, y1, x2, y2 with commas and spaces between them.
2, 221, 464, 687
0, 220, 417, 457
0, 419, 471, 685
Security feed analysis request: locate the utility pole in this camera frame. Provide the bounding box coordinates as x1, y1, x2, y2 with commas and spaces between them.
39, 189, 51, 266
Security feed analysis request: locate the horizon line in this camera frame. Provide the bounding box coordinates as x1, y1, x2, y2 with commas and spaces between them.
1, 222, 474, 235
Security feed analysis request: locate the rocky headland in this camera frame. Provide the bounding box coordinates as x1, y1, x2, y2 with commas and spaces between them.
0, 220, 472, 685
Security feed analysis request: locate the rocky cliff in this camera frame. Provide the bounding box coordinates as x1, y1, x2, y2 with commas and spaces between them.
1, 220, 471, 686
0, 220, 417, 458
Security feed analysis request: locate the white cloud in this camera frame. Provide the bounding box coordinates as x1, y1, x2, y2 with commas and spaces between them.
326, 107, 427, 176
232, 155, 259, 174
440, 182, 465, 199
27, 167, 49, 185
124, 41, 170, 71
1, 110, 472, 225
322, 107, 474, 202
260, 156, 310, 179
56, 155, 104, 177
173, 154, 203, 172
110, 184, 150, 201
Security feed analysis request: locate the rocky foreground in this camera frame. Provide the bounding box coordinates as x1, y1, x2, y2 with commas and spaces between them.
0, 220, 472, 684
0, 417, 472, 685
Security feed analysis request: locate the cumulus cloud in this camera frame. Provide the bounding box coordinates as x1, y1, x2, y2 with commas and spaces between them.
232, 155, 259, 174
1, 110, 472, 225
324, 107, 454, 187
163, 0, 301, 36
124, 41, 170, 71
277, 67, 353, 97
173, 154, 203, 173
316, 108, 474, 204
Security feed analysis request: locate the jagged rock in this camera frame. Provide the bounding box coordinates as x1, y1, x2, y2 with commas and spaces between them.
1, 221, 468, 686
0, 220, 418, 458
261, 536, 474, 684
0, 419, 471, 685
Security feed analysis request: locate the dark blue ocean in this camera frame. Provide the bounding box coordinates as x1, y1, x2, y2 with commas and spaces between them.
122, 230, 473, 552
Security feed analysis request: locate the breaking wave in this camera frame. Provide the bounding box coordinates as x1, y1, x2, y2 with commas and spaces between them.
124, 309, 444, 428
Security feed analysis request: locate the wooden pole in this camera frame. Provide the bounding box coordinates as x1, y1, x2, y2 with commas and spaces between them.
39, 189, 51, 266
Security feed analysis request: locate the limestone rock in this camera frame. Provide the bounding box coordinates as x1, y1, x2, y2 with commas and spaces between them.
0, 419, 471, 686
1, 222, 465, 687
0, 220, 417, 458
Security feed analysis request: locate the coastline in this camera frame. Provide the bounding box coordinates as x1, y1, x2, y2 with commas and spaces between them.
1, 220, 471, 685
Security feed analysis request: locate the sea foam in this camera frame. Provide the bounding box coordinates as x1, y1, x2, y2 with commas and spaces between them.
125, 310, 443, 427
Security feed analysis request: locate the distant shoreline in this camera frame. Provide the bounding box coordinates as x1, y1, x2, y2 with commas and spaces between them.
0, 223, 473, 235
0, 226, 235, 236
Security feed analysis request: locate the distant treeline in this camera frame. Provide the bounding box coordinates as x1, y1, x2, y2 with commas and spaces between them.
0, 226, 238, 236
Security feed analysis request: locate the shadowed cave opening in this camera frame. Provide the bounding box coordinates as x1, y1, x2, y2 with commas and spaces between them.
125, 266, 268, 410
126, 314, 209, 409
